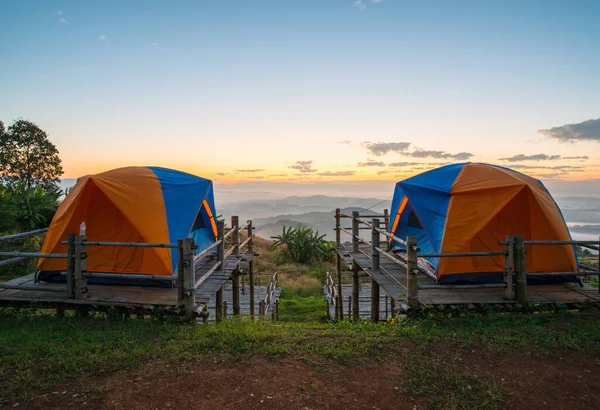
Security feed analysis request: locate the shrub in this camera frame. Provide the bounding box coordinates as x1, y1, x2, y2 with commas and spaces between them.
271, 225, 334, 264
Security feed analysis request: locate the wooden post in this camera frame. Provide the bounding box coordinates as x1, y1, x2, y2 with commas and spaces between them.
514, 235, 528, 305
223, 300, 228, 318
348, 295, 352, 318
248, 220, 255, 320
385, 295, 389, 319
216, 286, 224, 322
202, 304, 209, 324
74, 234, 88, 300
66, 233, 75, 299
182, 237, 196, 320
275, 300, 279, 321
371, 218, 381, 322
335, 208, 343, 320
406, 236, 419, 308
503, 236, 515, 300
351, 211, 360, 322
216, 220, 225, 322
232, 216, 240, 316
217, 220, 225, 268
177, 239, 184, 303
383, 209, 390, 231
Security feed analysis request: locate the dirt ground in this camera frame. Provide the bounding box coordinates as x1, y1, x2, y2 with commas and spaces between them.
15, 344, 600, 410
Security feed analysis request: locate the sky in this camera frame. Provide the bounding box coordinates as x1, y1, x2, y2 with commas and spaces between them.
1, 0, 600, 185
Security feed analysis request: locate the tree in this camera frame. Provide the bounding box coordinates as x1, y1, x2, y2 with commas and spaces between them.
0, 119, 64, 191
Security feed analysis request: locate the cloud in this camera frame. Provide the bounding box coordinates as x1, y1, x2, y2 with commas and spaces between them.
352, 0, 366, 10
234, 169, 264, 173
506, 164, 584, 171
215, 172, 227, 176
318, 171, 356, 177
364, 141, 411, 156
99, 35, 107, 40
536, 173, 563, 179
59, 17, 69, 24
249, 176, 265, 179
338, 139, 353, 146
388, 162, 421, 167
371, 0, 384, 3
57, 11, 63, 15
269, 174, 288, 177
357, 160, 385, 167
499, 154, 588, 161
539, 118, 600, 143
409, 150, 473, 160
289, 160, 317, 173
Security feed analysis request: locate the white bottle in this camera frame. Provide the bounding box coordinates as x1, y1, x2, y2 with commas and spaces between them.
79, 222, 87, 236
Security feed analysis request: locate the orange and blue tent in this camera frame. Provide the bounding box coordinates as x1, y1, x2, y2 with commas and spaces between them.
38, 167, 218, 282
388, 163, 577, 284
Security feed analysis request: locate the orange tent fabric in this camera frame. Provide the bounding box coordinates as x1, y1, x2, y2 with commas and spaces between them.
38, 167, 218, 279
388, 163, 577, 284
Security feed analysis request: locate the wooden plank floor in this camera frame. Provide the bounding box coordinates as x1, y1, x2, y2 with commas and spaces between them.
0, 250, 257, 312
336, 243, 600, 308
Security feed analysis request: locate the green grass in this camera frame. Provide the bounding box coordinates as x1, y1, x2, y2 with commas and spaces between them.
279, 296, 328, 322
405, 348, 508, 410
1, 310, 599, 403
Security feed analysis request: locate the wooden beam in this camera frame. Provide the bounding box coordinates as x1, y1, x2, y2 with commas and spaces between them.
182, 237, 196, 320
0, 228, 48, 242
248, 220, 255, 320
66, 234, 75, 299
503, 236, 515, 300
514, 236, 527, 305
335, 208, 343, 320
371, 218, 381, 322
351, 211, 360, 322
406, 236, 419, 308
74, 234, 88, 300
232, 216, 240, 316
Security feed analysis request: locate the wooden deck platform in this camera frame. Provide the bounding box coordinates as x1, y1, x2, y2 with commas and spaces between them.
335, 242, 600, 311
0, 251, 256, 315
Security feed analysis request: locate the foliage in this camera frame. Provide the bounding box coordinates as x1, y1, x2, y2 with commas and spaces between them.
0, 232, 45, 280
576, 245, 594, 258
271, 225, 335, 264
0, 119, 63, 191
0, 182, 60, 231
